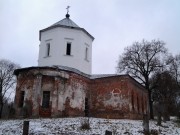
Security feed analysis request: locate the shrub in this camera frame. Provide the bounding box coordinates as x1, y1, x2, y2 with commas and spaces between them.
80, 118, 91, 130
150, 129, 158, 135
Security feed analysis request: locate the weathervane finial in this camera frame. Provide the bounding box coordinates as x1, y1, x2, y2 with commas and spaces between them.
66, 6, 70, 14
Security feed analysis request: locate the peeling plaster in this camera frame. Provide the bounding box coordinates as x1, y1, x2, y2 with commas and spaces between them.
102, 89, 129, 108
57, 80, 86, 111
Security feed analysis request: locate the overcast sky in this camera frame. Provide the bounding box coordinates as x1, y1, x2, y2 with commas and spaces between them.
1, 0, 180, 74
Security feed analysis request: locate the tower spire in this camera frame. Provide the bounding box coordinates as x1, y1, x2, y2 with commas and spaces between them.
66, 6, 70, 18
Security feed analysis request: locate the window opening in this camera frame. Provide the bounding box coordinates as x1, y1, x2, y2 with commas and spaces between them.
137, 96, 139, 113
142, 96, 144, 114
42, 91, 50, 108
85, 47, 88, 60
131, 92, 134, 111
19, 91, 25, 107
66, 43, 71, 55
84, 98, 89, 117
144, 99, 147, 113
46, 43, 50, 56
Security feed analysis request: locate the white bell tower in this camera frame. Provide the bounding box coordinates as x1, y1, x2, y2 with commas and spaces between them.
38, 9, 94, 75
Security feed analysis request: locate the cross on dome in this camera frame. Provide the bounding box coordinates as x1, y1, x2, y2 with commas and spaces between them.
66, 6, 70, 14
66, 6, 70, 18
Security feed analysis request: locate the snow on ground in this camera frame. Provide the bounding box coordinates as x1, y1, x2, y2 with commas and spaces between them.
0, 117, 179, 135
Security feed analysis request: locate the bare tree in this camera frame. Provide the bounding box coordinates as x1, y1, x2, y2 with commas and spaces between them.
116, 39, 167, 119
167, 54, 180, 117
151, 71, 178, 121
167, 54, 180, 88
0, 59, 20, 118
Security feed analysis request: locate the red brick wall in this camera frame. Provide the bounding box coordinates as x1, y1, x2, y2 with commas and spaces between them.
14, 71, 35, 117
89, 76, 148, 119
90, 76, 131, 119
14, 68, 148, 119
127, 78, 149, 119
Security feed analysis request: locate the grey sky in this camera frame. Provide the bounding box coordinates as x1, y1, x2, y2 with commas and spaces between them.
1, 0, 180, 74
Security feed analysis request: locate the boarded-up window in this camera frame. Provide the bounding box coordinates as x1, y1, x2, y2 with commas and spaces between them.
19, 91, 25, 107
42, 91, 50, 108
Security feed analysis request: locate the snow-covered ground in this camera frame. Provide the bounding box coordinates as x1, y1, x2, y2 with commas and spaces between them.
0, 117, 179, 135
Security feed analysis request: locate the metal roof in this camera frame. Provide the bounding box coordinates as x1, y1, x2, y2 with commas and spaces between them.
14, 65, 123, 79
50, 17, 80, 28
90, 74, 119, 79
39, 14, 94, 41
14, 66, 147, 91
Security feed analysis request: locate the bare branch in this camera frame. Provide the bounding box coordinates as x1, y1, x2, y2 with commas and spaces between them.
116, 39, 167, 119
0, 59, 20, 118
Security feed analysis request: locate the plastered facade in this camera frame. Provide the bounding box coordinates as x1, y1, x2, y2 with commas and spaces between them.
38, 27, 93, 74
14, 67, 148, 119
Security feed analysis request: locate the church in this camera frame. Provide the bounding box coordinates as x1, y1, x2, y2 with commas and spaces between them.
14, 11, 149, 119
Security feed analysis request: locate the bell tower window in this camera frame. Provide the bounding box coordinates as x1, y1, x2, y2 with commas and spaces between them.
46, 43, 50, 57
66, 43, 71, 55
85, 47, 89, 61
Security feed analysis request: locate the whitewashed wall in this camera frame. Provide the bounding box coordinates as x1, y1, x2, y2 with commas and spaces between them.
38, 27, 93, 74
